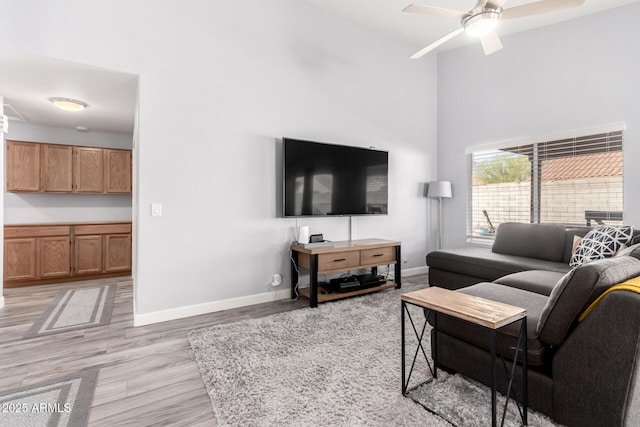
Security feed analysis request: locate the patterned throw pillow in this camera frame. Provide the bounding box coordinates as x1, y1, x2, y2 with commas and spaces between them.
570, 225, 635, 267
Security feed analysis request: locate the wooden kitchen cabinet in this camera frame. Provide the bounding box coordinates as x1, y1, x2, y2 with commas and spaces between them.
4, 238, 37, 281
105, 149, 132, 193
43, 144, 73, 192
74, 222, 132, 276
4, 225, 71, 282
6, 140, 132, 194
105, 234, 132, 272
4, 222, 132, 287
39, 236, 72, 278
74, 146, 104, 193
75, 235, 103, 275
6, 140, 41, 192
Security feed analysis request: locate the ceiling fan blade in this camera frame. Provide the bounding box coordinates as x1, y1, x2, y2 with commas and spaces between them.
403, 4, 468, 21
502, 0, 585, 20
480, 30, 503, 55
410, 28, 465, 59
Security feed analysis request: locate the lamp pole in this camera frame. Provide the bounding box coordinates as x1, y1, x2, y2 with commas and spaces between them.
437, 196, 444, 250
426, 181, 452, 251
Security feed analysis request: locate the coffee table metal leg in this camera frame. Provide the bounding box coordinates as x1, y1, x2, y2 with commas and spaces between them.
401, 302, 436, 396
523, 319, 528, 425
490, 329, 497, 427
401, 300, 406, 395
433, 312, 438, 379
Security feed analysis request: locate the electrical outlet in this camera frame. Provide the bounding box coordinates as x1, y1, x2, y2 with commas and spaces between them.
402, 257, 408, 264
271, 273, 282, 287
151, 203, 162, 217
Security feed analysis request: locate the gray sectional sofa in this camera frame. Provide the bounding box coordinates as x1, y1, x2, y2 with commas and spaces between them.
425, 223, 640, 426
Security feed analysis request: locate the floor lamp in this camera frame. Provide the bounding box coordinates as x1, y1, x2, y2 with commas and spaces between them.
427, 181, 453, 249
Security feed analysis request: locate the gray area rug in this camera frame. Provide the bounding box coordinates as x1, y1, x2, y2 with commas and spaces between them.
24, 284, 116, 339
189, 282, 558, 426
0, 369, 98, 427
411, 372, 558, 427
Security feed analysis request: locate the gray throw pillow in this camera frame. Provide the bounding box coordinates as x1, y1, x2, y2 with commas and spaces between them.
537, 256, 640, 346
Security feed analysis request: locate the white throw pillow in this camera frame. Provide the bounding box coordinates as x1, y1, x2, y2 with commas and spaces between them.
570, 225, 635, 267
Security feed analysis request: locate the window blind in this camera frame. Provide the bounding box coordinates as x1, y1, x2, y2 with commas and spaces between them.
467, 129, 624, 240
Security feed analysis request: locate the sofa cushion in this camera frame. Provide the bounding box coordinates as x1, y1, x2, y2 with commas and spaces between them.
493, 270, 566, 296
431, 282, 549, 366
537, 256, 640, 346
492, 223, 567, 262
615, 243, 640, 258
569, 225, 635, 267
427, 247, 571, 283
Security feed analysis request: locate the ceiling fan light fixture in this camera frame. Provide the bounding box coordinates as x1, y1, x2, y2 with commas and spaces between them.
463, 10, 501, 37
49, 97, 88, 112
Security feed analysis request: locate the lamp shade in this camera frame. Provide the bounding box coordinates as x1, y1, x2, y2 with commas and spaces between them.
427, 181, 452, 199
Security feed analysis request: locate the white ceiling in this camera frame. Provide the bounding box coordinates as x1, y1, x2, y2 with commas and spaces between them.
0, 51, 137, 135
1, 1, 638, 135
305, 0, 640, 52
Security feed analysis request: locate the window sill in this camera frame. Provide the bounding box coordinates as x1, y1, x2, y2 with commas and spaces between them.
466, 236, 494, 247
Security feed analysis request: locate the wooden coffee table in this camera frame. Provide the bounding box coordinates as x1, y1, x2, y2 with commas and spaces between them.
401, 287, 528, 427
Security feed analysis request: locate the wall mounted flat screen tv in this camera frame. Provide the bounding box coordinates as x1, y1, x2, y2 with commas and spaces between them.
282, 138, 388, 217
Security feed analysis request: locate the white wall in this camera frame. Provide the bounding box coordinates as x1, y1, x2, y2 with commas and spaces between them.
437, 3, 640, 248
0, 96, 5, 308
1, 0, 438, 319
4, 122, 133, 224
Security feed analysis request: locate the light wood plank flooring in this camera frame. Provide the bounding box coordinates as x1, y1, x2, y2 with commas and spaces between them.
0, 274, 428, 426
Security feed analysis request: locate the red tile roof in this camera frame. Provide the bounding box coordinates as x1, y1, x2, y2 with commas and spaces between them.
541, 151, 622, 181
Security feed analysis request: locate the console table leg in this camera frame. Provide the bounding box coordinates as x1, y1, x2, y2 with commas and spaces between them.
395, 245, 402, 288
309, 254, 318, 308
290, 251, 299, 300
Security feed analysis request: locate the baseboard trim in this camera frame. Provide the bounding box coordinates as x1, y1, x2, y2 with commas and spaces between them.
402, 266, 429, 277
134, 266, 428, 326
133, 288, 291, 326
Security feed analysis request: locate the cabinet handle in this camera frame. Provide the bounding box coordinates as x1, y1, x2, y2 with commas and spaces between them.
334, 258, 346, 262
373, 253, 384, 257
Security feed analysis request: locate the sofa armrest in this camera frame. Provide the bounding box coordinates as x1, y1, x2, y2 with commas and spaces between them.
552, 291, 640, 426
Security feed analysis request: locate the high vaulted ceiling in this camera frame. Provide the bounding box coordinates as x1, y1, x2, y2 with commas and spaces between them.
305, 0, 640, 53
1, 1, 638, 135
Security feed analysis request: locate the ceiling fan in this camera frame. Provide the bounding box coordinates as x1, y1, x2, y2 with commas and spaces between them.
404, 0, 585, 58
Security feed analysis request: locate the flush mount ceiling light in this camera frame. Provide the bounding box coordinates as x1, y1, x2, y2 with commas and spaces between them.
49, 97, 88, 112
463, 9, 501, 37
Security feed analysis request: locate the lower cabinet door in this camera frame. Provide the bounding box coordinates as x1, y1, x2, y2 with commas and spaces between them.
4, 238, 37, 281
40, 236, 71, 278
105, 234, 132, 272
75, 235, 103, 275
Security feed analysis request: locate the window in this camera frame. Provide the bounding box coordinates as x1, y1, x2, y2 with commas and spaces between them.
467, 127, 624, 240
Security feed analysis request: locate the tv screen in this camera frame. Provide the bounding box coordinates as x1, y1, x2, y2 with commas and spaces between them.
282, 138, 388, 217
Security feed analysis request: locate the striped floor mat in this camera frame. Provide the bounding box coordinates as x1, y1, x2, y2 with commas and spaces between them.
24, 284, 116, 339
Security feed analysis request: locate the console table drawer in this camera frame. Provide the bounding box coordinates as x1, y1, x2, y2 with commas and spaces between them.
360, 246, 396, 265
318, 251, 360, 271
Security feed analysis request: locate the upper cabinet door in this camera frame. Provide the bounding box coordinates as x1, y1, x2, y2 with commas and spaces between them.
105, 149, 132, 194
6, 140, 41, 192
74, 147, 104, 193
43, 144, 73, 192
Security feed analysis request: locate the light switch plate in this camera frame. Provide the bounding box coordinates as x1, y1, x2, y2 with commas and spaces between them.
151, 203, 162, 216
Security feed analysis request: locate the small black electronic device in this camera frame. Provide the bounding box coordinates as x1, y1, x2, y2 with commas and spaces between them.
357, 273, 387, 287
309, 234, 324, 243
328, 275, 361, 292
